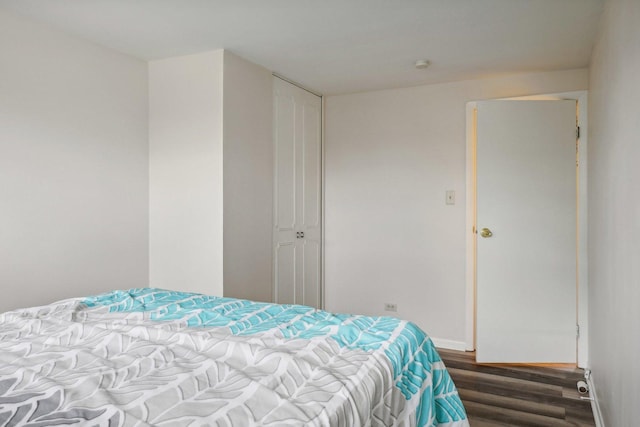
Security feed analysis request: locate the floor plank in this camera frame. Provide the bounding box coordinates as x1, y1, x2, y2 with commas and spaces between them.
458, 388, 566, 419
438, 348, 596, 427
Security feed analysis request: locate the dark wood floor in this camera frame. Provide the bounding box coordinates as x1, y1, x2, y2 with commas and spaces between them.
438, 348, 596, 427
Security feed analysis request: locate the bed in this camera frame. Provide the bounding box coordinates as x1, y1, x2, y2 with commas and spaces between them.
0, 288, 469, 426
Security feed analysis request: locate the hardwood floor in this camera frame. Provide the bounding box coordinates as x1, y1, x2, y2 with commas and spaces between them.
438, 348, 596, 427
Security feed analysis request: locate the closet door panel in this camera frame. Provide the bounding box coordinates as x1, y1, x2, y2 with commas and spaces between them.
303, 101, 321, 230
275, 242, 296, 304
303, 239, 321, 308
274, 94, 296, 230
273, 77, 322, 308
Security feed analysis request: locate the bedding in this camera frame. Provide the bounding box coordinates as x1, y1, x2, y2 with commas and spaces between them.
0, 288, 468, 426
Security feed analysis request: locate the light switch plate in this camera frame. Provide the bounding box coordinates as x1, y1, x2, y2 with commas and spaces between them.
446, 190, 455, 205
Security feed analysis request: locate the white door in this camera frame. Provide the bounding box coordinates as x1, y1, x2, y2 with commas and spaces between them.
273, 77, 322, 308
476, 100, 577, 363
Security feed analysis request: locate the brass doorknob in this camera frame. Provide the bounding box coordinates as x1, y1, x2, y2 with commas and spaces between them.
480, 228, 493, 238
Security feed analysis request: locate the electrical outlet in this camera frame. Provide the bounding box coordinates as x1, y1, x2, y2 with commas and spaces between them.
384, 303, 397, 312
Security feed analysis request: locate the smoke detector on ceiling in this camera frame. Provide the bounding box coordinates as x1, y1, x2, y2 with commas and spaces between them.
415, 59, 431, 69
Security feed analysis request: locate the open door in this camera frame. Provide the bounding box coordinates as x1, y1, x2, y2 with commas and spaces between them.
475, 100, 577, 364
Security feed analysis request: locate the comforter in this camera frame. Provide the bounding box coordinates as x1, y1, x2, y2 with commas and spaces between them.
0, 288, 468, 426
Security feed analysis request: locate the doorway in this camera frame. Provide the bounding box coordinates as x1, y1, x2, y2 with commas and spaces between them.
465, 92, 588, 366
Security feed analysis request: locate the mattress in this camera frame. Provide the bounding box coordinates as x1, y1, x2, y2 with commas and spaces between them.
0, 288, 468, 426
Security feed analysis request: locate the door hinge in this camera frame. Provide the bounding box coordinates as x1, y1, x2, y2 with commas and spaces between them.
577, 324, 580, 338
576, 126, 581, 139
576, 136, 580, 167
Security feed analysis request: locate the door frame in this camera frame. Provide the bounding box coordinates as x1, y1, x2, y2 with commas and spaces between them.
465, 91, 589, 367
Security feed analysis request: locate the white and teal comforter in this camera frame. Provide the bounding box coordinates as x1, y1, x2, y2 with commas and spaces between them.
0, 288, 468, 426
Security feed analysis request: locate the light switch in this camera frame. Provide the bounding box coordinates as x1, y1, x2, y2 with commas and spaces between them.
446, 190, 455, 205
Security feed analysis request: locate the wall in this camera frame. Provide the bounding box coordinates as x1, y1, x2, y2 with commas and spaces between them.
149, 51, 224, 296
222, 51, 273, 302
149, 50, 274, 302
0, 8, 148, 312
325, 69, 588, 347
588, 0, 640, 424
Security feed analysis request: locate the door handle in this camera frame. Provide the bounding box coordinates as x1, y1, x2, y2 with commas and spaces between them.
480, 228, 493, 238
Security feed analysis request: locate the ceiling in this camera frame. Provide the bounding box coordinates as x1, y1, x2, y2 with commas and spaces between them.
0, 0, 604, 95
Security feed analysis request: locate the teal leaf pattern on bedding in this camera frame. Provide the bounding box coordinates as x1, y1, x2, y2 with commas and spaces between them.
81, 288, 468, 426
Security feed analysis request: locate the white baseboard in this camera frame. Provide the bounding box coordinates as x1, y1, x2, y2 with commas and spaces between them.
585, 371, 605, 427
431, 337, 467, 351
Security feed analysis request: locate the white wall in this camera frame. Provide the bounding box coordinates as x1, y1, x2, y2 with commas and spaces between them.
325, 69, 588, 347
222, 51, 273, 302
588, 0, 640, 424
149, 51, 224, 296
0, 8, 148, 312
149, 50, 274, 302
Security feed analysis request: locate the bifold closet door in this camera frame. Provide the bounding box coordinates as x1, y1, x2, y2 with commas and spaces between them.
273, 77, 322, 308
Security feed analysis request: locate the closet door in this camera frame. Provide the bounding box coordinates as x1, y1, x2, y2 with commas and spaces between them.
273, 77, 322, 308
